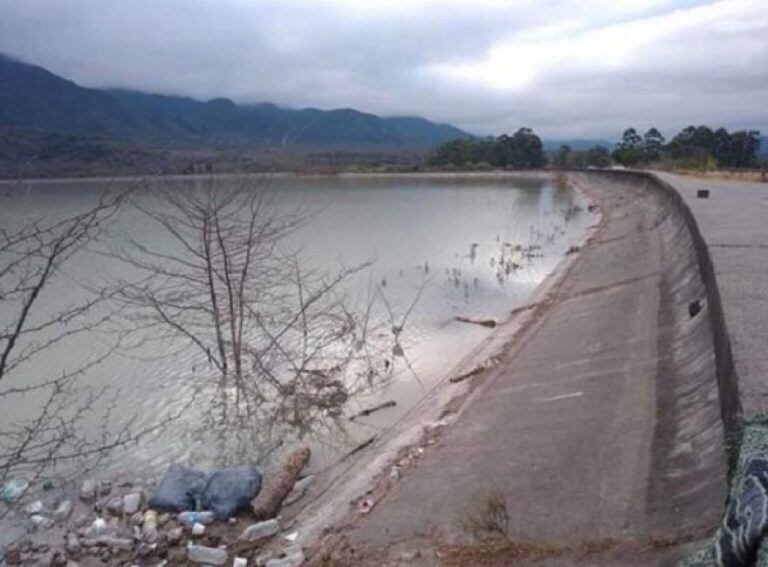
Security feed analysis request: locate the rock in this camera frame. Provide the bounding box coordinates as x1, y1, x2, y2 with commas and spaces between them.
233, 558, 248, 567
167, 547, 187, 563
66, 562, 80, 567
53, 499, 73, 521
30, 514, 54, 529
137, 542, 155, 557
97, 481, 112, 496
48, 548, 67, 566
122, 492, 142, 515
167, 526, 184, 544
157, 512, 170, 526
85, 518, 110, 537
79, 479, 97, 501
66, 534, 81, 554
105, 496, 123, 515
5, 545, 22, 565
131, 511, 144, 524
187, 543, 227, 565
25, 500, 45, 515
97, 536, 132, 551
240, 519, 280, 542
264, 552, 305, 567
191, 522, 206, 535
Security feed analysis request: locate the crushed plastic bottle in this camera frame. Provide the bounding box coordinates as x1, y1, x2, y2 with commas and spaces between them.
178, 511, 215, 525
142, 510, 159, 542
187, 543, 227, 565
1, 479, 29, 501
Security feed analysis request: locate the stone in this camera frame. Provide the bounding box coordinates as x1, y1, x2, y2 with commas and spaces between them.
66, 562, 80, 567
85, 518, 110, 537
66, 534, 81, 554
97, 537, 132, 551
5, 545, 22, 565
167, 526, 184, 544
187, 543, 227, 565
240, 519, 279, 542
122, 492, 142, 515
79, 479, 97, 501
264, 551, 305, 567
49, 548, 67, 566
191, 522, 205, 535
25, 500, 45, 515
157, 512, 170, 526
97, 481, 112, 496
30, 514, 54, 529
105, 496, 123, 515
53, 499, 73, 522
137, 542, 155, 557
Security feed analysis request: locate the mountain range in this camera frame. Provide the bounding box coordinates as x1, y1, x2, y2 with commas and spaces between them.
0, 53, 469, 150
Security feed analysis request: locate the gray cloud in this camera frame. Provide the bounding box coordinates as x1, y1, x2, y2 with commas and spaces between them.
0, 0, 765, 139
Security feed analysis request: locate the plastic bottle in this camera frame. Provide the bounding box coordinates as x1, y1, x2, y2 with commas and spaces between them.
187, 543, 227, 565
1, 479, 29, 501
178, 511, 215, 525
142, 510, 158, 542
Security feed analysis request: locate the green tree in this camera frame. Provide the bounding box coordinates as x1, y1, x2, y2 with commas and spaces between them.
553, 145, 572, 168
642, 128, 665, 161
612, 128, 643, 166
583, 145, 611, 167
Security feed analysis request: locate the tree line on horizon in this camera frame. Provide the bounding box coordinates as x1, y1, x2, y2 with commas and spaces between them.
428, 128, 547, 170
610, 125, 762, 169
430, 125, 763, 171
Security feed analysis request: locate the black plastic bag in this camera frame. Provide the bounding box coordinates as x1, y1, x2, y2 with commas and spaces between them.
148, 464, 207, 512
200, 465, 262, 520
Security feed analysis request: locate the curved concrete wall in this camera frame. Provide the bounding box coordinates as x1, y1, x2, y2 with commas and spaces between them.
572, 170, 741, 534
612, 171, 740, 431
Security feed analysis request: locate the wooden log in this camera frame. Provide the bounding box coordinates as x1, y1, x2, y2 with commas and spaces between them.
251, 446, 310, 521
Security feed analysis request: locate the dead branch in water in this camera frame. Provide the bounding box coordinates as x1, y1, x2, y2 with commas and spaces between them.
455, 316, 498, 328
449, 366, 484, 384
349, 400, 396, 420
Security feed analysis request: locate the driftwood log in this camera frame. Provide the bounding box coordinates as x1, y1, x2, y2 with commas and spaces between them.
251, 446, 311, 521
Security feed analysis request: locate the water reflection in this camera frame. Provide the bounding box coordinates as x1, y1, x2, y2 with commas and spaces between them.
0, 175, 590, 478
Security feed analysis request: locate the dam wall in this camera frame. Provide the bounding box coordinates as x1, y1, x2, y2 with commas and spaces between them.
305, 170, 741, 564
594, 170, 741, 439
573, 170, 738, 533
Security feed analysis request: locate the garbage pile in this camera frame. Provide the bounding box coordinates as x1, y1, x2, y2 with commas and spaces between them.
1, 452, 311, 566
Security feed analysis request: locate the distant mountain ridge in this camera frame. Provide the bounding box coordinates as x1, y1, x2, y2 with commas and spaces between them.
0, 53, 470, 150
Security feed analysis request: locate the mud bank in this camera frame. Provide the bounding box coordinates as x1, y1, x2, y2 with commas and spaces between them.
297, 170, 737, 566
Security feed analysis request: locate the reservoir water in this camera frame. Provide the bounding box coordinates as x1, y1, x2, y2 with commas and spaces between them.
0, 173, 590, 480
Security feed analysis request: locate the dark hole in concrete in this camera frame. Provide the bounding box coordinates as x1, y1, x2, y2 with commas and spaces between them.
697, 189, 710, 199
689, 300, 702, 318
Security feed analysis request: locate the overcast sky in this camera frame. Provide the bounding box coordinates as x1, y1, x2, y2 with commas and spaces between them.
1, 0, 766, 139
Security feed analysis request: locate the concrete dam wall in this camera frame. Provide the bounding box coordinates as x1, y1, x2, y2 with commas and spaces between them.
574, 170, 738, 533
305, 170, 740, 565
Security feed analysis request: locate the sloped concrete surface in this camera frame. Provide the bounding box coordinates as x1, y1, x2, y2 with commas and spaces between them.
313, 172, 732, 565
657, 173, 768, 417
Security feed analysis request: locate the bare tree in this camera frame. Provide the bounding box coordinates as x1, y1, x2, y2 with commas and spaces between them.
111, 176, 392, 459
0, 188, 183, 511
